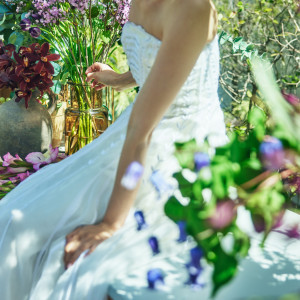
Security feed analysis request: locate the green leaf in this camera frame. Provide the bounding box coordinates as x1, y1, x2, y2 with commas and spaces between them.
248, 107, 266, 140
164, 196, 186, 223
8, 31, 24, 47
90, 7, 99, 18
0, 13, 6, 26
211, 246, 238, 297
173, 172, 193, 198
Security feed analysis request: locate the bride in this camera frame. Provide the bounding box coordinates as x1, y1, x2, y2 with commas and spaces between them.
0, 0, 229, 299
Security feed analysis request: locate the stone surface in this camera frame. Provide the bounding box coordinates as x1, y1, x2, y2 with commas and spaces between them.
0, 97, 53, 159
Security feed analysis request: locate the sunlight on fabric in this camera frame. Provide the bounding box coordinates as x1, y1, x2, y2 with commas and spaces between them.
11, 209, 23, 221
273, 273, 300, 282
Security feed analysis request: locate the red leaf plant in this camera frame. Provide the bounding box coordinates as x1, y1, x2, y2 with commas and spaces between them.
0, 41, 60, 108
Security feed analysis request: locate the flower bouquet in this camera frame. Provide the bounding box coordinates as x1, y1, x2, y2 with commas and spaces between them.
0, 40, 59, 107
0, 146, 66, 200
5, 0, 131, 153
159, 59, 300, 296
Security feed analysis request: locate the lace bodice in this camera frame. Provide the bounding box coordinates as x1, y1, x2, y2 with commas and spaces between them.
121, 21, 222, 119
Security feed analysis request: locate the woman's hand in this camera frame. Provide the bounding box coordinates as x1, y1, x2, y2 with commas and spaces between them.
86, 62, 121, 91
86, 63, 137, 91
64, 221, 118, 269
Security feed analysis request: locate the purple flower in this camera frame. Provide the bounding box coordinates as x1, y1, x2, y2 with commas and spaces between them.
148, 236, 160, 255
259, 136, 285, 171
186, 247, 204, 286
121, 161, 144, 190
134, 210, 147, 231
1, 153, 22, 167
194, 152, 210, 172
177, 221, 188, 243
25, 145, 59, 171
189, 247, 204, 269
20, 18, 31, 31
147, 269, 165, 290
208, 200, 236, 230
29, 27, 41, 38
281, 90, 300, 107
285, 225, 300, 239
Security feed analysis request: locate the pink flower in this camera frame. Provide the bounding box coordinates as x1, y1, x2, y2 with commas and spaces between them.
17, 171, 31, 181
25, 145, 59, 170
281, 90, 300, 107
208, 200, 236, 230
2, 153, 22, 167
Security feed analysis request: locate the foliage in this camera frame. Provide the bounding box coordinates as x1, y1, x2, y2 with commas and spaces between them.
164, 59, 300, 297
216, 0, 300, 129
0, 41, 59, 107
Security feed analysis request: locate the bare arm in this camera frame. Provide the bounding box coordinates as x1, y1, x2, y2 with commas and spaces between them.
64, 0, 218, 267
86, 63, 138, 92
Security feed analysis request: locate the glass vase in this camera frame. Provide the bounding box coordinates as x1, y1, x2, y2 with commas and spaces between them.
64, 83, 114, 155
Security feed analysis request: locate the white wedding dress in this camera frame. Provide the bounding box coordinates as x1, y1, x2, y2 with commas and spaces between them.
0, 21, 299, 300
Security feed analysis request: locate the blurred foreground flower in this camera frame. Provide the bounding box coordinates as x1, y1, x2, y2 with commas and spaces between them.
186, 247, 204, 286
208, 200, 236, 230
194, 152, 210, 172
134, 210, 147, 231
147, 269, 165, 290
259, 136, 285, 171
177, 221, 188, 243
148, 236, 160, 255
121, 161, 144, 190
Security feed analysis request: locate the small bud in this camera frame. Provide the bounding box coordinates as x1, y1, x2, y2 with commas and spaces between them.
20, 18, 31, 31
148, 236, 160, 255
29, 27, 41, 38
134, 210, 147, 231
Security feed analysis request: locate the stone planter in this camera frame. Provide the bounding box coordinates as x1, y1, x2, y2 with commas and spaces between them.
0, 95, 53, 159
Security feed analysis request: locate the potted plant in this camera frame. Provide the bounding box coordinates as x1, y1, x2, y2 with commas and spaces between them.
0, 40, 60, 158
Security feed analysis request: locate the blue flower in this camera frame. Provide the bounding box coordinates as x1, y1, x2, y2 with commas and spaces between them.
194, 152, 210, 172
147, 269, 165, 289
259, 136, 284, 170
150, 170, 173, 198
185, 247, 205, 287
177, 221, 187, 243
121, 161, 144, 190
134, 210, 148, 231
148, 236, 160, 255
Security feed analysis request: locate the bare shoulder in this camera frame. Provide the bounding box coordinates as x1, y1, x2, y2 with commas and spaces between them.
165, 0, 218, 42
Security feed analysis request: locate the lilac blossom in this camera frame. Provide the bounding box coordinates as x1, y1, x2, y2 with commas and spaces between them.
147, 269, 165, 290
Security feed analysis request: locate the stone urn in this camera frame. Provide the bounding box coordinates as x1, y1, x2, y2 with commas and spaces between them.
0, 93, 53, 159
